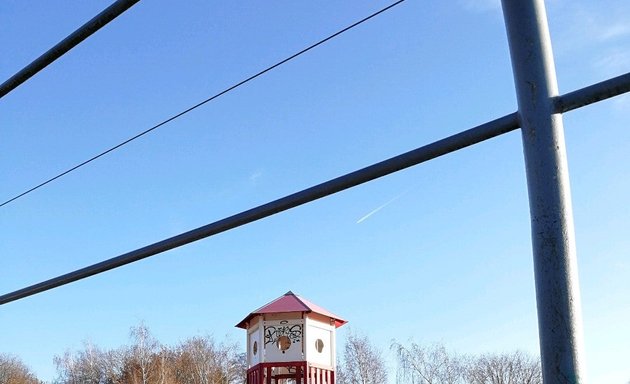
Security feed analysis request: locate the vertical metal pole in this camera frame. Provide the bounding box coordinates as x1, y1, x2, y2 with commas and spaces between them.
501, 1, 585, 383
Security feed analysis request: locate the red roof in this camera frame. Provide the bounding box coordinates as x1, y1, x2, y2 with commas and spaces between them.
235, 291, 347, 329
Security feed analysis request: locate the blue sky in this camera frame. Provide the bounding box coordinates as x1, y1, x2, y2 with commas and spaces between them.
1, 0, 628, 383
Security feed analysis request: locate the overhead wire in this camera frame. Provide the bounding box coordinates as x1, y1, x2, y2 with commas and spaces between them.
0, 0, 406, 209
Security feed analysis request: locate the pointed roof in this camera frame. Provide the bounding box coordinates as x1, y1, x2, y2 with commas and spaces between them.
235, 291, 347, 329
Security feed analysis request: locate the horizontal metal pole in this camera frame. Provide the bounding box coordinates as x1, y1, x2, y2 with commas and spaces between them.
0, 0, 140, 99
0, 112, 519, 305
555, 72, 630, 113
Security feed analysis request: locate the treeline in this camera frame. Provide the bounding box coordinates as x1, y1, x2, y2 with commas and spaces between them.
392, 339, 542, 384
53, 324, 245, 384
338, 332, 542, 384
5, 325, 625, 383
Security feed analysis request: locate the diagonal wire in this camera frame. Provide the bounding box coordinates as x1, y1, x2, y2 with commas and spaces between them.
0, 0, 406, 209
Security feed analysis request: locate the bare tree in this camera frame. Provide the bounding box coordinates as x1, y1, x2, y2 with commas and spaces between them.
337, 331, 388, 384
180, 336, 221, 384
463, 351, 541, 384
100, 348, 125, 384
217, 340, 246, 384
0, 353, 41, 384
174, 335, 245, 384
53, 340, 123, 384
126, 323, 161, 384
155, 346, 173, 384
391, 341, 463, 384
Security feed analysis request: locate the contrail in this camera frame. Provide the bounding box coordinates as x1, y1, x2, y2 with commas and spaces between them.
356, 189, 410, 224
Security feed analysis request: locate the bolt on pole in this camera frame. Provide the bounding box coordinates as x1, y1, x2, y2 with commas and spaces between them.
501, 1, 585, 383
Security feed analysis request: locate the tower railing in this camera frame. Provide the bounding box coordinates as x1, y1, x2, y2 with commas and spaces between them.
247, 361, 335, 384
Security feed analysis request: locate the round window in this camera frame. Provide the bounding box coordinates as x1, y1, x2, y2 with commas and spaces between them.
315, 339, 325, 353
253, 341, 258, 355
277, 335, 291, 352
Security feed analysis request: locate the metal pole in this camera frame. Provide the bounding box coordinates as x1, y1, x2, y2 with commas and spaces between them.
0, 0, 140, 99
555, 71, 630, 113
0, 112, 520, 305
501, 1, 585, 383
